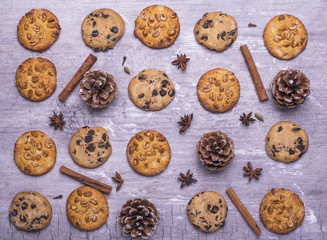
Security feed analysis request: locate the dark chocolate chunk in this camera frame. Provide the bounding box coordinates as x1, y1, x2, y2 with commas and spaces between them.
219, 13, 227, 16
93, 47, 100, 52
21, 202, 28, 210
138, 93, 145, 99
219, 199, 222, 204
89, 13, 94, 17
163, 73, 168, 77
105, 142, 111, 149
161, 80, 170, 87
220, 221, 225, 227
102, 13, 109, 18
91, 30, 99, 37
192, 224, 201, 229
168, 89, 175, 97
267, 137, 270, 142
107, 34, 112, 39
289, 148, 295, 155
111, 38, 117, 41
11, 209, 18, 217
99, 142, 105, 148
202, 20, 213, 29
152, 89, 158, 96
207, 204, 219, 214
278, 126, 283, 132
195, 31, 199, 36
98, 158, 102, 162
18, 197, 24, 201
204, 225, 212, 231
298, 152, 304, 158
160, 89, 166, 96
31, 203, 36, 209
73, 149, 77, 154
138, 74, 146, 80
188, 199, 192, 205
203, 13, 208, 18
92, 21, 96, 28
217, 34, 220, 40
15, 202, 20, 207
229, 28, 236, 36
201, 35, 208, 41
19, 215, 26, 222
82, 126, 89, 128
111, 27, 118, 33
88, 130, 95, 135
102, 133, 107, 141
86, 144, 95, 152
94, 14, 99, 17
85, 135, 93, 143
197, 19, 201, 25
221, 31, 226, 40
297, 137, 305, 151
76, 139, 81, 145
292, 128, 301, 131
215, 215, 218, 221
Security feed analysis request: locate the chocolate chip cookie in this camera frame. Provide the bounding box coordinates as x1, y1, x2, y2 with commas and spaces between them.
66, 186, 109, 231
69, 126, 112, 168
194, 12, 238, 52
265, 121, 308, 163
127, 130, 171, 176
82, 8, 125, 52
14, 130, 56, 176
197, 68, 240, 113
260, 188, 305, 234
16, 57, 57, 102
9, 191, 52, 231
263, 14, 308, 60
134, 5, 180, 49
128, 69, 175, 111
17, 9, 61, 52
186, 191, 227, 232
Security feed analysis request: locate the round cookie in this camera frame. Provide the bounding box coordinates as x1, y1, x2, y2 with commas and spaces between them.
16, 57, 57, 102
197, 68, 240, 113
186, 191, 227, 232
127, 130, 171, 176
263, 14, 308, 60
128, 69, 175, 111
81, 8, 125, 52
194, 12, 238, 52
265, 121, 308, 163
66, 186, 109, 231
260, 188, 305, 234
14, 130, 56, 176
9, 191, 52, 231
134, 5, 180, 49
17, 9, 61, 52
69, 126, 112, 168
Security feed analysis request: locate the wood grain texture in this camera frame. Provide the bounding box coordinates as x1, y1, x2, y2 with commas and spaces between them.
0, 0, 326, 239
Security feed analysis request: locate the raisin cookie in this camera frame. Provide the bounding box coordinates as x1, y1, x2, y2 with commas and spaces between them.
128, 69, 175, 111
134, 5, 180, 49
14, 130, 56, 176
16, 57, 57, 102
66, 186, 109, 231
9, 191, 52, 231
82, 8, 125, 52
263, 14, 308, 60
194, 12, 238, 52
260, 188, 305, 234
265, 121, 308, 163
69, 126, 112, 168
127, 130, 171, 176
17, 9, 61, 52
186, 191, 227, 232
197, 68, 240, 113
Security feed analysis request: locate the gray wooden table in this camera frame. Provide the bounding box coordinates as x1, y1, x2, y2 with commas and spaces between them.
0, 0, 326, 239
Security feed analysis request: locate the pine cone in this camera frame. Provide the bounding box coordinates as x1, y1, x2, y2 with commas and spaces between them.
119, 198, 159, 239
196, 131, 235, 171
271, 69, 310, 108
79, 70, 118, 108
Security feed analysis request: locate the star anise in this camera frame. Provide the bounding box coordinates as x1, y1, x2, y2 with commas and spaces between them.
240, 112, 256, 126
112, 171, 124, 191
178, 169, 197, 188
243, 162, 262, 182
177, 113, 193, 133
49, 112, 66, 130
171, 54, 190, 70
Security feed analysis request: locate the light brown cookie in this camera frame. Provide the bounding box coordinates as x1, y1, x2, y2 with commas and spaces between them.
265, 121, 308, 163
186, 191, 227, 232
69, 126, 112, 168
128, 69, 175, 111
197, 68, 240, 113
66, 186, 109, 231
263, 14, 308, 60
134, 5, 180, 49
17, 9, 61, 52
82, 8, 125, 52
194, 12, 238, 52
14, 130, 56, 176
16, 57, 57, 102
260, 188, 305, 234
127, 130, 171, 176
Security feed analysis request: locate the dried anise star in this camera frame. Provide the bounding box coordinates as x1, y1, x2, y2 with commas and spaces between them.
178, 169, 197, 188
112, 171, 124, 191
178, 113, 193, 133
171, 54, 190, 70
243, 162, 262, 182
49, 112, 66, 130
240, 112, 256, 126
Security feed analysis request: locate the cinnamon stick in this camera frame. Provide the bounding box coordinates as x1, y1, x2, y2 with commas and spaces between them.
60, 166, 112, 194
226, 187, 261, 236
58, 54, 97, 102
240, 45, 268, 102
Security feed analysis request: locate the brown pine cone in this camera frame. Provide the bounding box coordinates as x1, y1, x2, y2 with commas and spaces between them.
119, 198, 159, 239
79, 70, 118, 108
271, 69, 310, 108
196, 131, 235, 171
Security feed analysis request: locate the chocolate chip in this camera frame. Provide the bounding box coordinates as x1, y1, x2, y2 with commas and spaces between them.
76, 139, 81, 145
86, 144, 95, 152
85, 135, 92, 143
201, 35, 208, 41
202, 20, 213, 29
111, 38, 117, 41
73, 149, 77, 154
160, 89, 166, 96
21, 202, 28, 210
89, 13, 94, 17
82, 126, 89, 128
278, 126, 283, 132
93, 47, 100, 52
289, 148, 295, 155
215, 215, 218, 221
192, 224, 200, 229
298, 152, 304, 158
19, 215, 26, 222
267, 137, 270, 142
204, 225, 212, 231
31, 203, 36, 209
88, 130, 95, 135
91, 30, 98, 37
94, 14, 99, 17
163, 73, 168, 77
188, 199, 192, 205
161, 80, 170, 88
207, 204, 219, 214
107, 34, 112, 39
98, 158, 102, 162
219, 13, 227, 16
297, 144, 305, 152
195, 31, 199, 36
18, 197, 24, 201
292, 128, 301, 132
99, 142, 105, 148
15, 202, 20, 207
221, 31, 226, 40
92, 21, 96, 28
152, 89, 158, 96
102, 133, 107, 141
229, 28, 236, 36
102, 13, 109, 18
111, 27, 118, 33
105, 142, 111, 149
217, 34, 220, 40
168, 89, 175, 97
203, 13, 208, 18
220, 221, 225, 227
138, 74, 146, 80
11, 209, 18, 217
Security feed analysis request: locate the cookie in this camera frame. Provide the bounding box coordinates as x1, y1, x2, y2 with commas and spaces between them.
134, 5, 180, 49
263, 14, 308, 60
127, 130, 171, 176
265, 121, 308, 163
9, 191, 52, 231
17, 9, 61, 52
69, 126, 112, 168
194, 12, 238, 52
16, 57, 57, 102
186, 191, 227, 232
128, 69, 175, 111
260, 188, 305, 234
66, 186, 109, 231
81, 8, 125, 52
197, 68, 240, 113
14, 130, 56, 176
